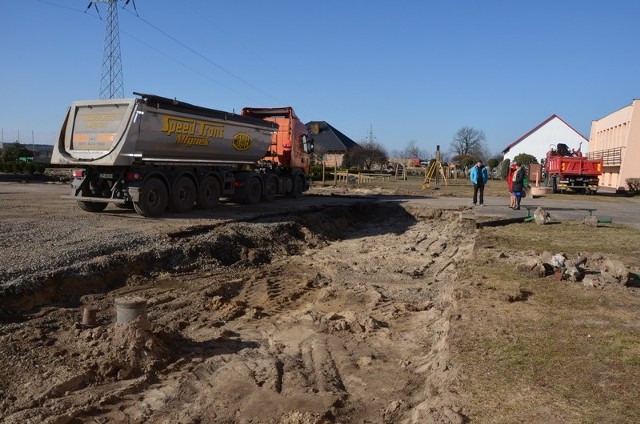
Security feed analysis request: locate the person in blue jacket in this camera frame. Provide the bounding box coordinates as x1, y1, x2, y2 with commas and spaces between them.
469, 160, 489, 206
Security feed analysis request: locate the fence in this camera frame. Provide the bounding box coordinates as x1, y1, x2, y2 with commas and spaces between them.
334, 171, 392, 186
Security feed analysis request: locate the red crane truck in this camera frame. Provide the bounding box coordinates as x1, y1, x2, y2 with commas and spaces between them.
544, 143, 602, 194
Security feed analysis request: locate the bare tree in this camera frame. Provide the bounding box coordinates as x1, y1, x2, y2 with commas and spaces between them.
403, 139, 426, 160
350, 141, 388, 170
311, 143, 327, 166
450, 127, 488, 160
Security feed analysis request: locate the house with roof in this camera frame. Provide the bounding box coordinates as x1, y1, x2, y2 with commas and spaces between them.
588, 99, 640, 192
305, 121, 358, 168
502, 115, 588, 164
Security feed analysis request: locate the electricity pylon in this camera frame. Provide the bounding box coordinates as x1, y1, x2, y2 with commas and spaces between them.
87, 0, 137, 99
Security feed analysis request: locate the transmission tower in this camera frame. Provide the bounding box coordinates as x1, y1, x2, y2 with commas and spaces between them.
367, 125, 376, 143
88, 0, 137, 99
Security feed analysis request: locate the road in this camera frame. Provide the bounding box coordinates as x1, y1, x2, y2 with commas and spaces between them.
393, 194, 640, 229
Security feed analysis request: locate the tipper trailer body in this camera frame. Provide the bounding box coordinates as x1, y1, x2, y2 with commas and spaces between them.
51, 93, 313, 216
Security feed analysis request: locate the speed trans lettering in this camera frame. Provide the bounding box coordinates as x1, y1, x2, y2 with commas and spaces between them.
161, 115, 224, 147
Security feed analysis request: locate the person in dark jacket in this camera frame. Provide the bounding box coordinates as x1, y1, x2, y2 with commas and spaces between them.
511, 162, 525, 210
469, 160, 489, 206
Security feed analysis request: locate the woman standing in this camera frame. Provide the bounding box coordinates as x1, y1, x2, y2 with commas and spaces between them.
511, 162, 525, 210
506, 163, 517, 208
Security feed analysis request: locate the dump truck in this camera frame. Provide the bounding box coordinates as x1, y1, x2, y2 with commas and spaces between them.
50, 93, 313, 217
543, 143, 602, 194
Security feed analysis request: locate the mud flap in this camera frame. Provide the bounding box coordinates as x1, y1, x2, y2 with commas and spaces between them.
127, 186, 141, 202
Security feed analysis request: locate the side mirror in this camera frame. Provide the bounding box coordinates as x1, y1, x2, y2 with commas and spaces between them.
301, 135, 314, 153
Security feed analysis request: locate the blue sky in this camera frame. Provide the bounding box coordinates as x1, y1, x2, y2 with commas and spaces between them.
1, 0, 638, 158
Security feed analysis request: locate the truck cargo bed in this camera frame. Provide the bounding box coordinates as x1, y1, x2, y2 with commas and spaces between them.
51, 93, 278, 167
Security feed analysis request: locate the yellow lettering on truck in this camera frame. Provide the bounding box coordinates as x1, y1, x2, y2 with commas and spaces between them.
162, 116, 196, 136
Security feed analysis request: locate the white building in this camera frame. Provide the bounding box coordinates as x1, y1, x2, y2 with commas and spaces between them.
502, 115, 588, 163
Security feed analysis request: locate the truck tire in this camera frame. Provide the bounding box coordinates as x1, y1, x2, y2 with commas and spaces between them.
262, 175, 277, 202
170, 175, 196, 213
134, 178, 168, 217
77, 200, 108, 213
291, 175, 304, 198
244, 176, 262, 205
197, 175, 220, 209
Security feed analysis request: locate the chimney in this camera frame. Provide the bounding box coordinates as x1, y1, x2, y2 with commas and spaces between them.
310, 122, 320, 135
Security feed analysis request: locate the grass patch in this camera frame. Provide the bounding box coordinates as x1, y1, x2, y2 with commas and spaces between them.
452, 222, 640, 423
478, 220, 640, 263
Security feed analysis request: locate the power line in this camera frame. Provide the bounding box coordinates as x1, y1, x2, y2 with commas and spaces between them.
121, 31, 262, 104
35, 0, 285, 105
177, 0, 327, 115
34, 0, 86, 13
123, 8, 284, 105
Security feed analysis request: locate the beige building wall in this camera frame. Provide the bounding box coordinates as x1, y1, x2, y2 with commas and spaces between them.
588, 99, 640, 191
317, 153, 346, 168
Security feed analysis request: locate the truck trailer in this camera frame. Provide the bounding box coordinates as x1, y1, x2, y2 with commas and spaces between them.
50, 93, 314, 217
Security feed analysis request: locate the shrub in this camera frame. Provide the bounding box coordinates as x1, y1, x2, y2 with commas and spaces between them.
308, 165, 337, 181
626, 178, 640, 194
309, 165, 323, 180
34, 163, 46, 174
499, 159, 511, 179
25, 162, 36, 174
3, 161, 15, 173
513, 153, 538, 166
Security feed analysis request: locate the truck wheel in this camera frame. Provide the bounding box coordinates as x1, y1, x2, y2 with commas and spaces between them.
197, 176, 220, 209
245, 176, 262, 205
262, 176, 277, 202
291, 175, 304, 198
77, 200, 108, 213
134, 178, 168, 217
170, 176, 196, 213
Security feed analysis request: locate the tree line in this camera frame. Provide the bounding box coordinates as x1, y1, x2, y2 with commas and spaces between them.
0, 142, 46, 174
316, 126, 530, 174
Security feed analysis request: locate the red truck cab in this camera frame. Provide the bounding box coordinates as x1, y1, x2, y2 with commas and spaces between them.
241, 107, 313, 175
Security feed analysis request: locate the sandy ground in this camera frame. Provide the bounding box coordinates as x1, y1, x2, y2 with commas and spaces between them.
1, 181, 476, 423
2, 180, 638, 423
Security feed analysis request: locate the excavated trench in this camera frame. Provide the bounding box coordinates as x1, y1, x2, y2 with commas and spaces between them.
0, 202, 462, 317
0, 202, 478, 423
